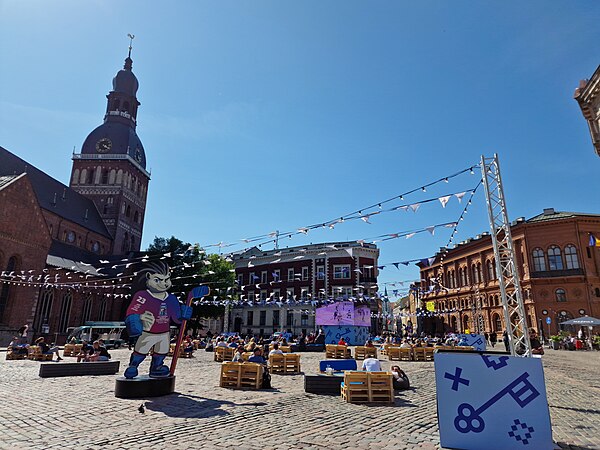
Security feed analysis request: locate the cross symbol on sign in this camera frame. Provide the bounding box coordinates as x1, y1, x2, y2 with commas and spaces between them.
445, 367, 470, 391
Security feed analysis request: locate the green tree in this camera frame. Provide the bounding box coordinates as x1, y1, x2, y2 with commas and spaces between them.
145, 236, 236, 333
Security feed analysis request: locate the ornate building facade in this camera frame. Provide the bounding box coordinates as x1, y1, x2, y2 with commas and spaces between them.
417, 209, 600, 337
228, 241, 380, 337
0, 50, 149, 344
574, 64, 600, 157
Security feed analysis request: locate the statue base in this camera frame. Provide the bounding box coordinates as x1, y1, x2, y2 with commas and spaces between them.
114, 375, 176, 398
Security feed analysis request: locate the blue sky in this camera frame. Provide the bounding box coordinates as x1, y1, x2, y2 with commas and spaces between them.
1, 1, 598, 296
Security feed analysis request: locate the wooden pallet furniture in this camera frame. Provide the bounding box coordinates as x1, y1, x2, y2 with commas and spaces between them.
270, 353, 302, 374
325, 344, 337, 358
325, 345, 351, 359
63, 344, 82, 357
367, 372, 395, 403
413, 347, 435, 361
219, 362, 264, 389
340, 371, 394, 404
269, 354, 286, 374
283, 353, 301, 374
6, 348, 28, 360
240, 363, 263, 389
354, 346, 377, 360
168, 343, 192, 358
28, 346, 53, 361
214, 346, 235, 362
340, 372, 370, 403
39, 361, 120, 378
220, 362, 242, 388
388, 347, 413, 361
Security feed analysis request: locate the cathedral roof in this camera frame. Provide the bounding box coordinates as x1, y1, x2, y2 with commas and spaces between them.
0, 146, 112, 239
80, 121, 147, 169
112, 56, 139, 96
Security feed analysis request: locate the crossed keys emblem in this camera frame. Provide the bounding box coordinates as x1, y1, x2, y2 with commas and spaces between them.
454, 372, 540, 433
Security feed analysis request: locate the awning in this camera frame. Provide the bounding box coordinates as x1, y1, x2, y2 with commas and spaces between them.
559, 316, 600, 327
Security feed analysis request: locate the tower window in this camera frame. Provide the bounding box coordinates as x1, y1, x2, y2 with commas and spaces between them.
86, 169, 94, 184
126, 205, 131, 217
133, 211, 139, 223
101, 169, 109, 184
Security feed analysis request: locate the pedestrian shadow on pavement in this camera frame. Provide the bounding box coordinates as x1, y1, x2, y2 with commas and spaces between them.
144, 393, 269, 418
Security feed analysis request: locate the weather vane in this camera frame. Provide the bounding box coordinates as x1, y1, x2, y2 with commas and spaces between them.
127, 33, 135, 57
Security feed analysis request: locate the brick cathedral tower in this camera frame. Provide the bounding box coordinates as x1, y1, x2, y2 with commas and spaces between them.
70, 43, 149, 255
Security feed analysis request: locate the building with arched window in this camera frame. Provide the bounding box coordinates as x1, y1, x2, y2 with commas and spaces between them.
0, 49, 151, 344
417, 208, 600, 336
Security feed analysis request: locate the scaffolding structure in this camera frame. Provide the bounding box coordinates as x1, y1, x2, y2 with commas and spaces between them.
481, 154, 531, 357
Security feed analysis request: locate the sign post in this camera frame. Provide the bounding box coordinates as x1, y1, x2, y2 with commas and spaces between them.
546, 317, 551, 343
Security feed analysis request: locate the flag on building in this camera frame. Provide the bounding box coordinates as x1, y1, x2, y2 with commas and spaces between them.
590, 234, 600, 247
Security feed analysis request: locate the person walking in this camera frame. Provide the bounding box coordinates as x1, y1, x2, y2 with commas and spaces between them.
502, 330, 510, 352
490, 331, 497, 348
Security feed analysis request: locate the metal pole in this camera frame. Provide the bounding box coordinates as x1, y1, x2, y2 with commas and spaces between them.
480, 154, 531, 357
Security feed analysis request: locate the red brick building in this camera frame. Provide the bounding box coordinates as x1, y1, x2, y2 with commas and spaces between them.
229, 242, 380, 336
0, 51, 149, 344
417, 209, 600, 337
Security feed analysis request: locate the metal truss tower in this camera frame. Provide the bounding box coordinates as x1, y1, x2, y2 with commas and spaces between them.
481, 154, 531, 357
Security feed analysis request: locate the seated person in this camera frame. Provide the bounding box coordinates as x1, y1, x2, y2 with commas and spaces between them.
400, 340, 412, 349
89, 341, 111, 362
361, 356, 382, 372
244, 339, 257, 352
8, 336, 28, 355
269, 343, 283, 357
390, 365, 410, 390
364, 340, 375, 348
216, 338, 228, 348
338, 337, 348, 346
247, 348, 271, 388
183, 337, 194, 354
77, 340, 95, 362
227, 339, 239, 348
247, 347, 267, 365
232, 346, 245, 362
35, 337, 63, 361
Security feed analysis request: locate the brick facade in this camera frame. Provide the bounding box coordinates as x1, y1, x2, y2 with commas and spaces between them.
418, 209, 600, 337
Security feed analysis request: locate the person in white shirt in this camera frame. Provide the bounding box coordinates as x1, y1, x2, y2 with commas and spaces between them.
362, 357, 382, 372
269, 343, 284, 356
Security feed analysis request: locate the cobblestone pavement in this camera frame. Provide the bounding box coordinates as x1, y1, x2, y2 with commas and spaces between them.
0, 348, 598, 450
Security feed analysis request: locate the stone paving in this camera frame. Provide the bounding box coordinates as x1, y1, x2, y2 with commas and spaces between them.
0, 347, 598, 450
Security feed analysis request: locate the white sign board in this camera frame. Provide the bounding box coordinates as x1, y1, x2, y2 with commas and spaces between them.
435, 352, 553, 450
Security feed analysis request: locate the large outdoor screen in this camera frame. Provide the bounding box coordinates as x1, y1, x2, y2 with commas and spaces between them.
315, 302, 371, 326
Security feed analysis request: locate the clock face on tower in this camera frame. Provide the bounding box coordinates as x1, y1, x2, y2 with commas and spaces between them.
96, 138, 112, 153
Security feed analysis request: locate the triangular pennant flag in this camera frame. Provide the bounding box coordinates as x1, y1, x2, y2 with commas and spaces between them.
298, 228, 309, 234
406, 233, 416, 239
426, 226, 436, 235
455, 192, 467, 203
344, 248, 354, 256
360, 216, 371, 224
438, 195, 451, 208
409, 203, 421, 212
428, 257, 436, 266
401, 261, 410, 266
392, 263, 400, 269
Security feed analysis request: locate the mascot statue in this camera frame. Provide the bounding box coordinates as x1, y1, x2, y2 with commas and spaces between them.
123, 261, 192, 379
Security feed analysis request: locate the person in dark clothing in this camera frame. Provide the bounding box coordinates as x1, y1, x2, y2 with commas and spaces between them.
502, 330, 510, 352
35, 337, 62, 361
489, 332, 497, 348
391, 365, 410, 390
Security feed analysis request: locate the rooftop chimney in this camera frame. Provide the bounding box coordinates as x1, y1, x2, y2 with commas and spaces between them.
543, 208, 556, 216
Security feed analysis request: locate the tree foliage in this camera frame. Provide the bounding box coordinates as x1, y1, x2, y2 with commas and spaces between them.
145, 236, 236, 323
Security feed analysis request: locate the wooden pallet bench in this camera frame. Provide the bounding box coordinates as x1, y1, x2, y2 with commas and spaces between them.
39, 361, 120, 378
354, 346, 377, 360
